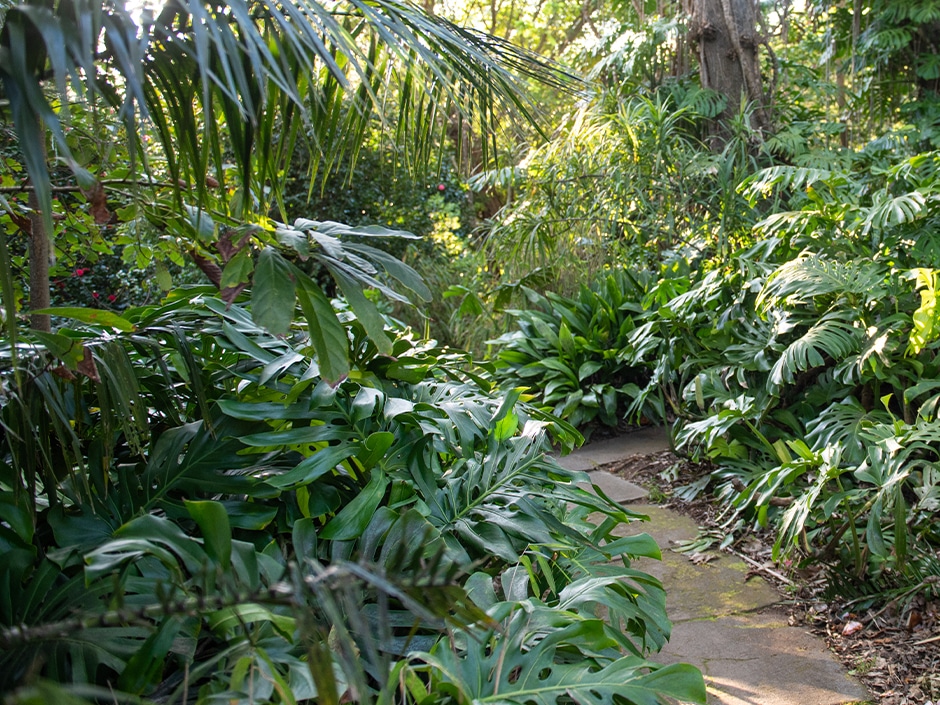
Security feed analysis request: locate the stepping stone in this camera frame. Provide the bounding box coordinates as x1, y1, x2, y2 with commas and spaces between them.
578, 470, 647, 504
618, 505, 781, 622
571, 434, 870, 704
658, 613, 871, 705
556, 426, 670, 471
614, 504, 869, 705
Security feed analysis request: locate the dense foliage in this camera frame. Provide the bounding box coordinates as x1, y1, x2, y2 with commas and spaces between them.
5, 0, 940, 700
482, 0, 940, 606
0, 292, 705, 703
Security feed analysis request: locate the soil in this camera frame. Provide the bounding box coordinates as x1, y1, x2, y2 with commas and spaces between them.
600, 450, 940, 705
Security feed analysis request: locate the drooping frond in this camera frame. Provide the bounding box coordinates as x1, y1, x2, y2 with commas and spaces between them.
0, 0, 577, 225
739, 165, 853, 205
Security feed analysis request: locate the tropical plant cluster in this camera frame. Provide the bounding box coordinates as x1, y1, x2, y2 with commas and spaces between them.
6, 0, 940, 699
483, 4, 940, 606
0, 0, 717, 702
0, 285, 705, 704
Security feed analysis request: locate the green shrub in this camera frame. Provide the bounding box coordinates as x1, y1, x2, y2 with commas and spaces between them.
0, 290, 705, 705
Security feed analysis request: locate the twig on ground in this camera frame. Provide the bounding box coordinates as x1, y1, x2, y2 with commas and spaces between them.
723, 545, 795, 586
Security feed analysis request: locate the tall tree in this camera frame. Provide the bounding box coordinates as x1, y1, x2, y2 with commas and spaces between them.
691, 0, 771, 140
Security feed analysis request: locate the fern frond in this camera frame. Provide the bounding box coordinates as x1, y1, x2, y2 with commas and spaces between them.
678, 86, 726, 119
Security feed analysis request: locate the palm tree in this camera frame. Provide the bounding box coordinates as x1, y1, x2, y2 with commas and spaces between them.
0, 0, 571, 333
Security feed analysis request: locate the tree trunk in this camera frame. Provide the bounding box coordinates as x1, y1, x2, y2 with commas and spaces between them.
27, 189, 51, 333
27, 116, 51, 333
691, 0, 770, 144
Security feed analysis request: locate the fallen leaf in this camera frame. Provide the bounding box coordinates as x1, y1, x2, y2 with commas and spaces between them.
83, 181, 111, 225
843, 620, 864, 636
688, 552, 715, 565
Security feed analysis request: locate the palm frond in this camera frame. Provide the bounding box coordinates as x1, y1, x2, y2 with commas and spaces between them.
1, 0, 577, 228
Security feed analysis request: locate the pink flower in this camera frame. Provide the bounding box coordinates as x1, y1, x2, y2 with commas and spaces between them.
437, 184, 446, 191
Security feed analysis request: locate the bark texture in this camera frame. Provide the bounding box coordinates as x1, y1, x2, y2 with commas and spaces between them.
691, 0, 770, 141
28, 185, 51, 333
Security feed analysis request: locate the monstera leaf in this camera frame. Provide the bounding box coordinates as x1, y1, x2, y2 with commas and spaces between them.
411, 602, 706, 705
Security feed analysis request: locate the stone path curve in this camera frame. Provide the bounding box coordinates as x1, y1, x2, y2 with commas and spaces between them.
556, 426, 872, 705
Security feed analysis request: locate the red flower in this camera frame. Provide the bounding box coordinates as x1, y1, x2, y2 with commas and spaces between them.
107, 294, 117, 303
73, 268, 86, 277
92, 291, 99, 299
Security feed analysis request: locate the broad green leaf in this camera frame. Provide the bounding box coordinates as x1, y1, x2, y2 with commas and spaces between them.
220, 247, 255, 288
85, 514, 207, 581
240, 424, 352, 447
33, 307, 135, 332
208, 604, 295, 639
218, 399, 320, 420
184, 204, 216, 243
578, 360, 603, 381
267, 444, 360, 490
30, 331, 86, 369
117, 617, 182, 694
358, 431, 395, 469
220, 501, 278, 530
252, 247, 296, 336
333, 269, 393, 355
292, 517, 318, 560
0, 497, 34, 544
185, 499, 232, 569
320, 469, 389, 540
418, 612, 707, 705
342, 241, 432, 301
296, 276, 349, 385
492, 411, 518, 441
352, 386, 384, 422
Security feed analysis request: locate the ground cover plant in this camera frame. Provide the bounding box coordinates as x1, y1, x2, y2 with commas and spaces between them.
491, 132, 940, 608
473, 0, 940, 622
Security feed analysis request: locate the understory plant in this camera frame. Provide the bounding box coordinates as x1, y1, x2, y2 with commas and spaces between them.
0, 285, 705, 704
491, 141, 940, 602
488, 267, 676, 431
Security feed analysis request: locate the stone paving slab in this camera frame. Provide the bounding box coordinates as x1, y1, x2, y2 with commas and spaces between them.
577, 470, 648, 504
659, 614, 871, 705
621, 505, 781, 622
555, 425, 671, 471
617, 505, 870, 703
571, 429, 870, 705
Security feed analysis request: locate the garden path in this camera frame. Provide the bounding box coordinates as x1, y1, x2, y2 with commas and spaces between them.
557, 428, 872, 705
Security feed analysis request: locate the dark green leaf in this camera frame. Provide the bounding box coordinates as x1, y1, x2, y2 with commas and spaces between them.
252, 247, 296, 336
